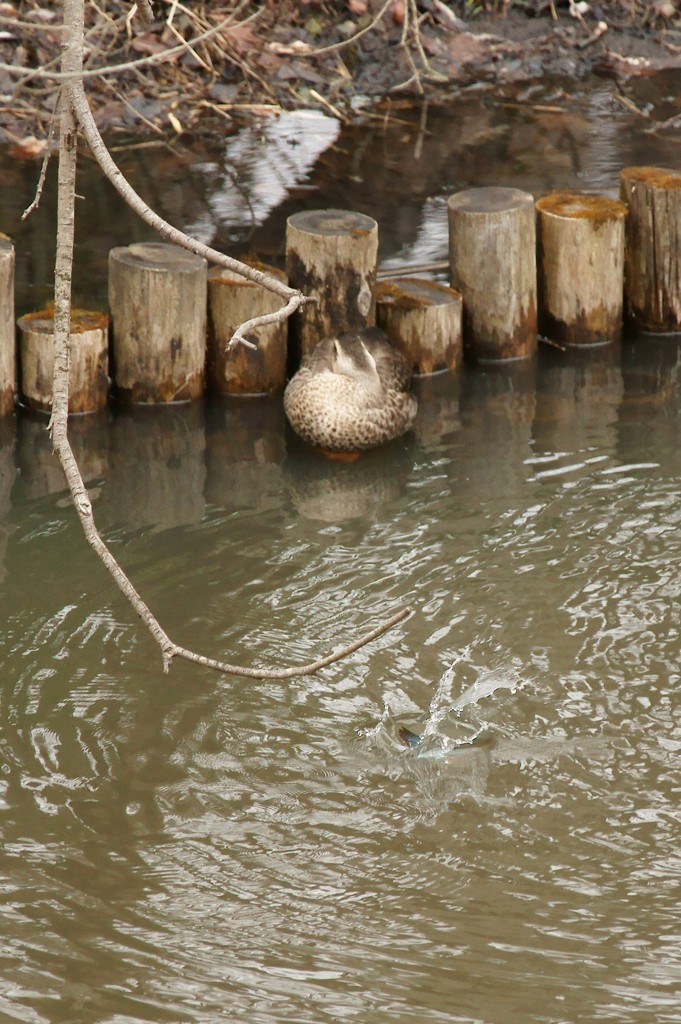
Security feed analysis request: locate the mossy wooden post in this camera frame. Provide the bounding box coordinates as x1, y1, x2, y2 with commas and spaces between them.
207, 262, 288, 394
620, 166, 681, 333
109, 242, 206, 402
447, 187, 537, 362
0, 235, 15, 416
17, 308, 109, 414
375, 278, 462, 374
286, 209, 378, 366
536, 192, 627, 346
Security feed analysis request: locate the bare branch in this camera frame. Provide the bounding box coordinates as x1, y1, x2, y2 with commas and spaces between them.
0, 15, 66, 30
229, 294, 307, 351
22, 92, 62, 220
164, 607, 412, 679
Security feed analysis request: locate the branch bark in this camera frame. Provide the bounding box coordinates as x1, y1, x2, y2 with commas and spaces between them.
50, 0, 410, 679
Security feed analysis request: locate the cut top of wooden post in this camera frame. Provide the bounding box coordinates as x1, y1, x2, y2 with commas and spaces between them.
19, 308, 109, 334
536, 192, 627, 223
447, 186, 535, 216
18, 307, 110, 414
287, 209, 377, 238
536, 191, 626, 347
110, 241, 207, 274
620, 166, 681, 190
108, 242, 207, 403
207, 262, 288, 395
447, 186, 537, 362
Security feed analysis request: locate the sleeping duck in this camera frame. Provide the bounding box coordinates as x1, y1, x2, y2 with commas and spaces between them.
284, 328, 417, 453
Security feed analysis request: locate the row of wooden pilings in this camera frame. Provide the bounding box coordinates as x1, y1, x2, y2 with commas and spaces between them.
1, 164, 680, 417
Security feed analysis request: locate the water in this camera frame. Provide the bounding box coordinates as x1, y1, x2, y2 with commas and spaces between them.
1, 81, 680, 1023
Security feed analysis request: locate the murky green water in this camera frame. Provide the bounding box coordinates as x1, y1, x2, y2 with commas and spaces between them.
1, 82, 680, 1022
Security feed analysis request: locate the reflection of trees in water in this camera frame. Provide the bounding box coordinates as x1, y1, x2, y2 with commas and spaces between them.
0, 419, 13, 582
412, 371, 462, 450
618, 334, 681, 473
0, 593, 232, 1020
246, 97, 595, 267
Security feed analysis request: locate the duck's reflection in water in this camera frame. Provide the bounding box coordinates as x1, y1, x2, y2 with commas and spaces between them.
284, 433, 416, 523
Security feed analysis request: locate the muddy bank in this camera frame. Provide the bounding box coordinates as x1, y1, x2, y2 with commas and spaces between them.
2, 1, 681, 147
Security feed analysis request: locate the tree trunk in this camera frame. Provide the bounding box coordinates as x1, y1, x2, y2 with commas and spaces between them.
19, 308, 109, 413
208, 263, 288, 394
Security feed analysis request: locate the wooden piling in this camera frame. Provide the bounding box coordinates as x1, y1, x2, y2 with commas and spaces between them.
0, 235, 15, 416
207, 262, 288, 394
109, 242, 206, 403
447, 187, 537, 362
620, 166, 681, 333
536, 192, 627, 346
285, 209, 378, 366
375, 277, 462, 374
17, 308, 109, 414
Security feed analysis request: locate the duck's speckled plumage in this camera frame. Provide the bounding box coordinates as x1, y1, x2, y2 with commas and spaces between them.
284, 329, 417, 453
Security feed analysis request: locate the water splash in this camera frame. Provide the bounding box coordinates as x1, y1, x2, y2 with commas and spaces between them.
398, 655, 527, 760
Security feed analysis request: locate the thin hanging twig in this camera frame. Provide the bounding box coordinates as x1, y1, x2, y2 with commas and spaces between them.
22, 90, 62, 220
